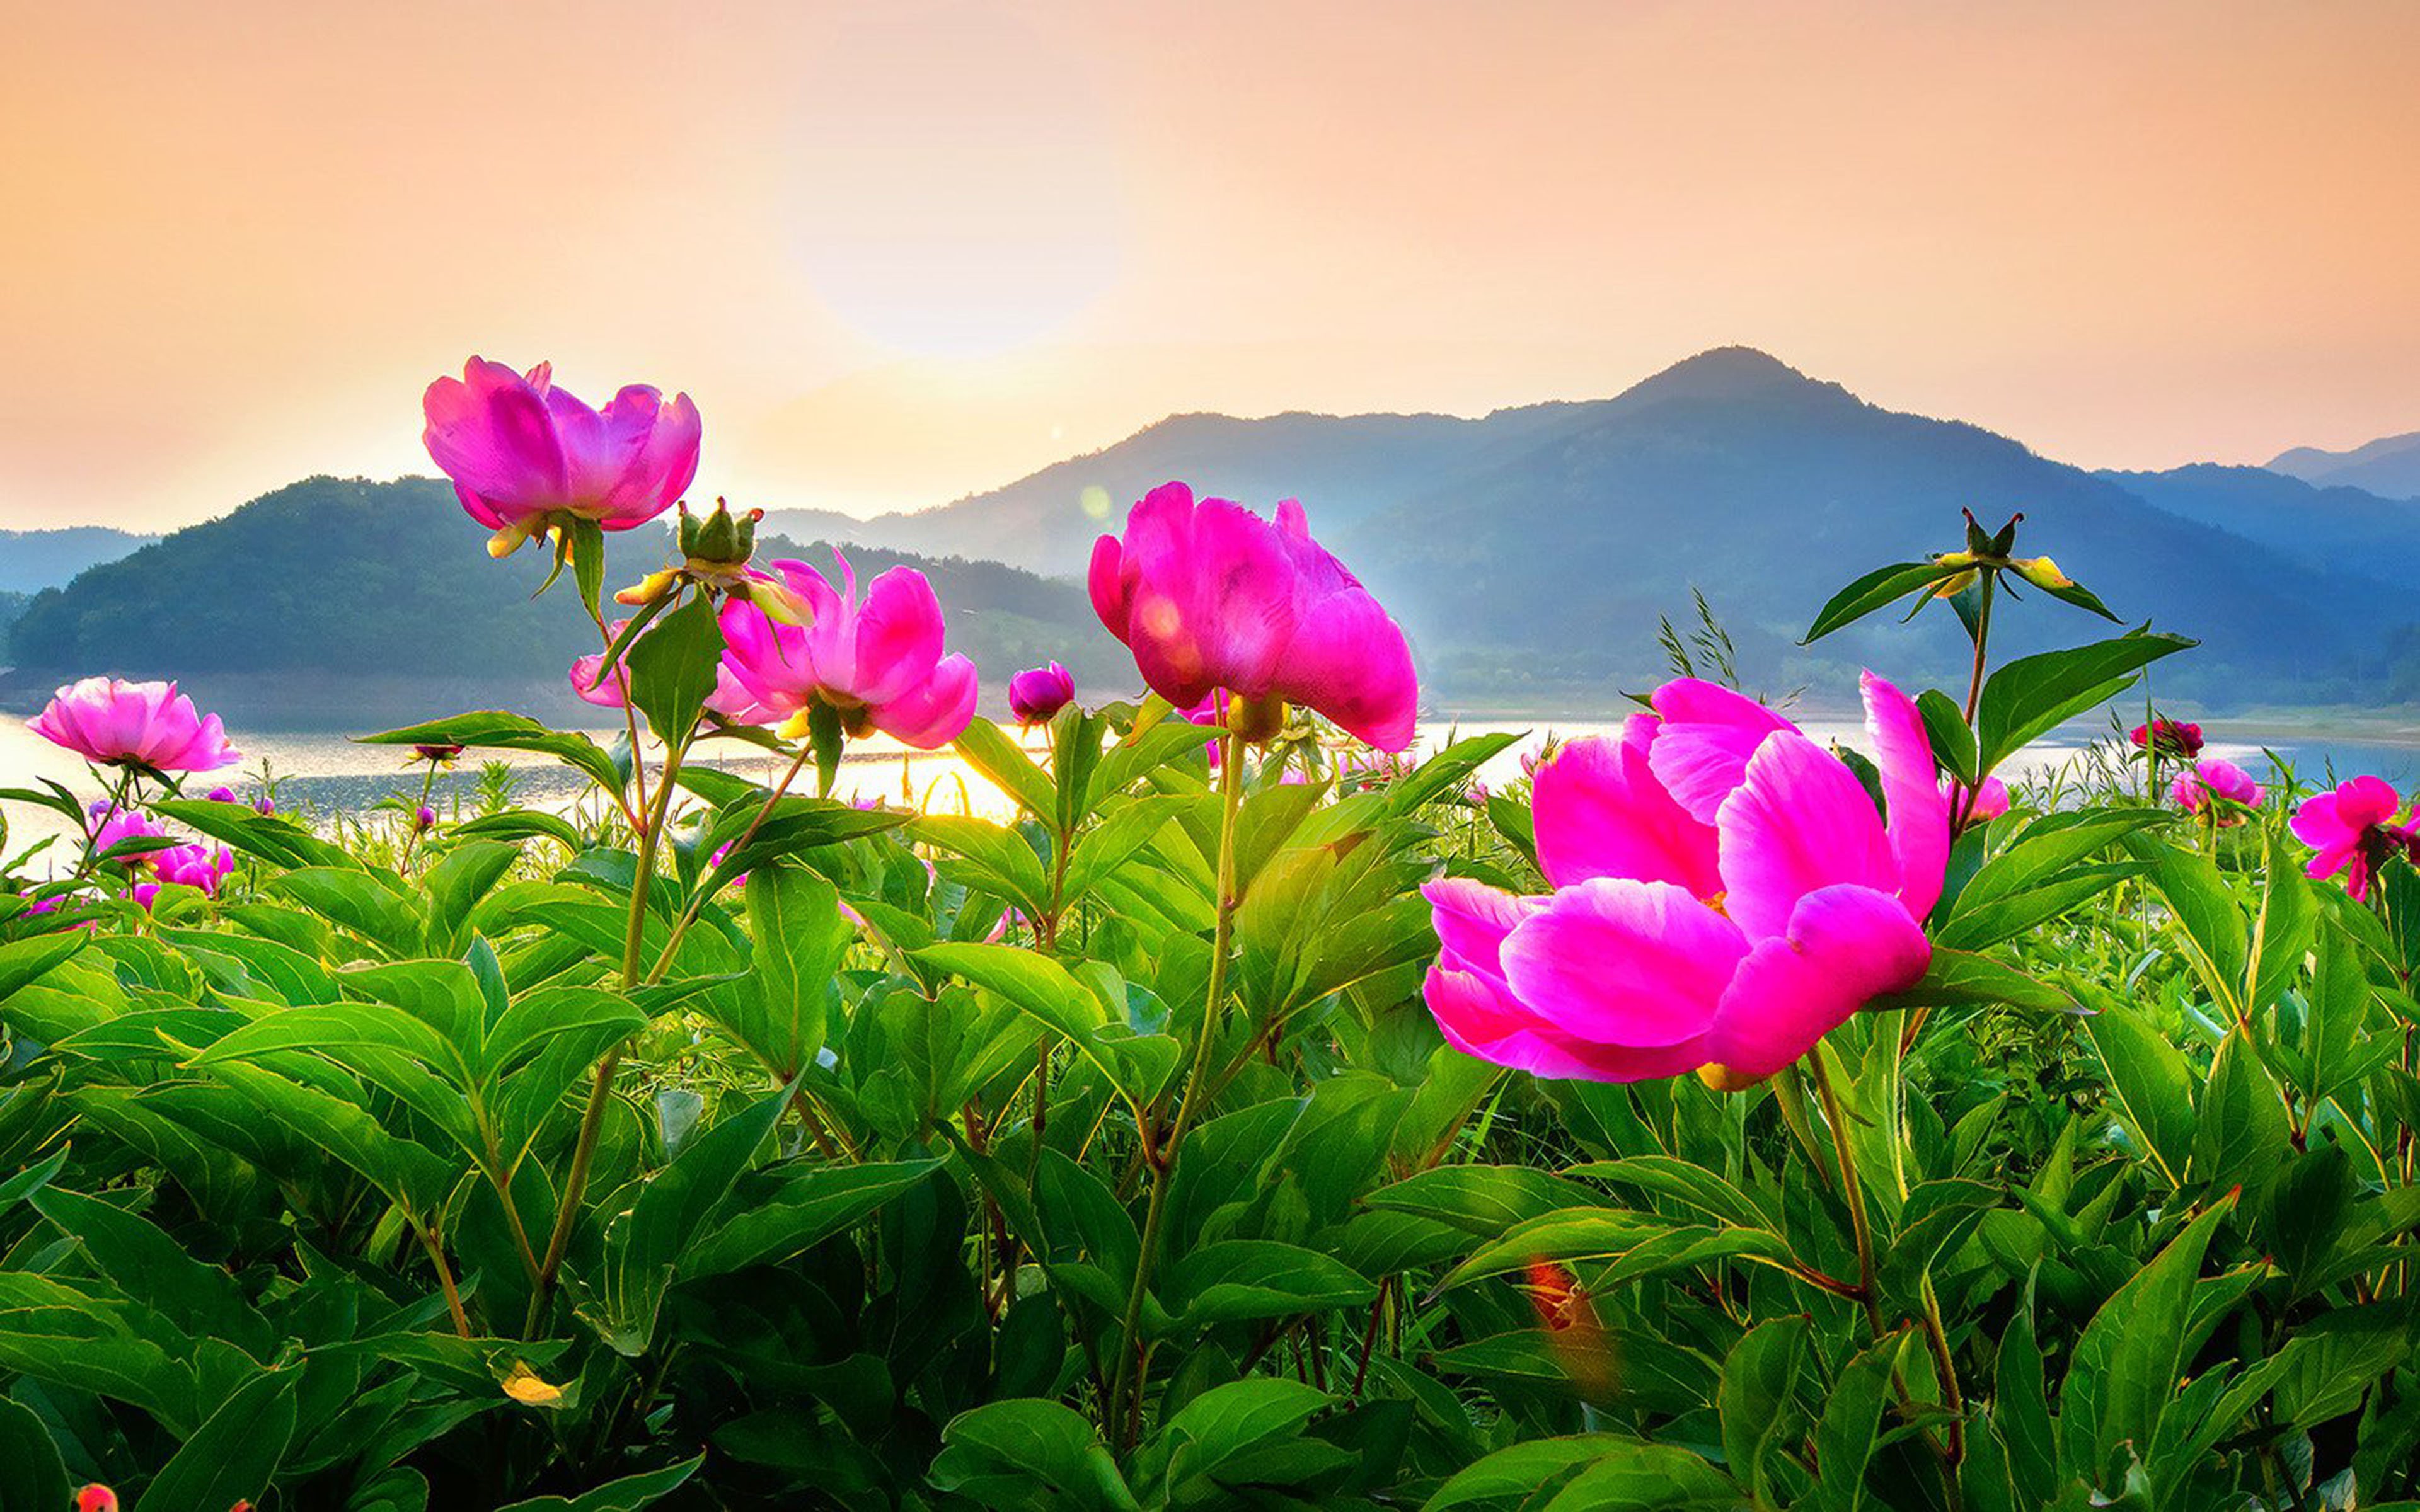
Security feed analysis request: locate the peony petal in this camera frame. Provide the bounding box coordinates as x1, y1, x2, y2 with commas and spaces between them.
1268, 575, 1419, 750
1088, 534, 1132, 642
869, 653, 979, 748
846, 566, 950, 707
1715, 731, 1899, 941
1499, 877, 1744, 1046
1121, 488, 1298, 709
1707, 884, 1930, 1079
1861, 670, 1949, 920
1644, 679, 1795, 823
1422, 876, 1541, 983
1532, 720, 1722, 896
1424, 965, 1710, 1084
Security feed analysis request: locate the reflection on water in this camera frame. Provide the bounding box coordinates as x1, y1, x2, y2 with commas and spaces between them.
6, 707, 2419, 868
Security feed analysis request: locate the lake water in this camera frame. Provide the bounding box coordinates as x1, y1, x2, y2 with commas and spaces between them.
8, 707, 2420, 867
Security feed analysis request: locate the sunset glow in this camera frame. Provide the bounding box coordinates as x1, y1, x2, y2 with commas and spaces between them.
3, 1, 2416, 530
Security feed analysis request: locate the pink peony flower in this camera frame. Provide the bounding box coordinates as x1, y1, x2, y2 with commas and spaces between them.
411, 743, 466, 764
2131, 719, 2204, 759
570, 620, 769, 722
718, 551, 979, 750
88, 805, 170, 868
1421, 673, 1942, 1086
1088, 483, 1417, 751
1947, 774, 2011, 822
153, 842, 233, 896
422, 357, 701, 548
32, 678, 240, 772
2290, 776, 2415, 902
1463, 782, 1491, 809
2171, 758, 2263, 822
253, 796, 277, 816
1007, 662, 1076, 724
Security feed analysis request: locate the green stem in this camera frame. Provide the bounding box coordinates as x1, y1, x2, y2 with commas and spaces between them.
642, 738, 812, 988
1808, 1048, 1884, 1336
1951, 570, 1997, 832
525, 729, 691, 1334
1109, 725, 1245, 1447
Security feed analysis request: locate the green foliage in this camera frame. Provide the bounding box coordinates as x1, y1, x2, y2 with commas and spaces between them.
4, 524, 2418, 1509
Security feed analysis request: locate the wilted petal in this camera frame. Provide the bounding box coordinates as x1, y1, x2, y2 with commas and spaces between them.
1707, 884, 1930, 1078
1715, 731, 1898, 941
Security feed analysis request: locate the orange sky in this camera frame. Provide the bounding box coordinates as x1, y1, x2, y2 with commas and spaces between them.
3, 1, 2416, 532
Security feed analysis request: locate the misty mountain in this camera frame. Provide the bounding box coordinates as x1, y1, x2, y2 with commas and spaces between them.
810, 346, 2416, 705
0, 526, 158, 593
1, 477, 1115, 724
2097, 464, 2416, 573
2267, 431, 2420, 501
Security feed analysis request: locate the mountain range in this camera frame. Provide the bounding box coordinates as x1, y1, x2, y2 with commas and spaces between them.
6, 347, 2416, 719
0, 527, 161, 593
2266, 431, 2420, 501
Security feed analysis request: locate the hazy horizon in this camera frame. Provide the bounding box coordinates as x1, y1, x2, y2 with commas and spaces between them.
5, 1, 2417, 533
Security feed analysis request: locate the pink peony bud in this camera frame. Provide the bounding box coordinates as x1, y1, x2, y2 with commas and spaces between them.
1007, 662, 1076, 724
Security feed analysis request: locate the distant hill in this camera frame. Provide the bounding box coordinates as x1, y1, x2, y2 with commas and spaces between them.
810, 346, 2418, 705
0, 526, 158, 593
2098, 464, 2418, 573
2267, 431, 2420, 501
3, 478, 1116, 725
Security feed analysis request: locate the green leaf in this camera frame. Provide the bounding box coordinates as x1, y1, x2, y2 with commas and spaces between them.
1171, 1239, 1377, 1327
2061, 1194, 2235, 1473
1060, 796, 1187, 905
2191, 1029, 2290, 1203
567, 517, 607, 619
134, 1366, 297, 1512
1719, 1317, 1807, 1503
729, 864, 850, 1077
1802, 559, 1968, 643
1877, 946, 2072, 1013
150, 797, 359, 869
916, 815, 1052, 916
492, 1455, 703, 1512
1388, 733, 1521, 816
2245, 825, 2318, 1016
913, 942, 1144, 1106
582, 1089, 786, 1355
30, 1188, 277, 1360
2128, 837, 2249, 1015
0, 931, 87, 1005
625, 595, 723, 743
698, 796, 910, 893
1422, 1435, 1738, 1511
1155, 1378, 1333, 1496
1972, 627, 2194, 773
952, 716, 1058, 822
1812, 1334, 1906, 1512
359, 711, 623, 794
1364, 1166, 1612, 1234
2079, 990, 2198, 1188
683, 1158, 943, 1277
1917, 689, 1978, 786
0, 1395, 69, 1512
931, 1400, 1141, 1512
268, 868, 428, 955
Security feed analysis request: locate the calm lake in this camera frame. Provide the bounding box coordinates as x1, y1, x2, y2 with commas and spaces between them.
8, 709, 2420, 862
